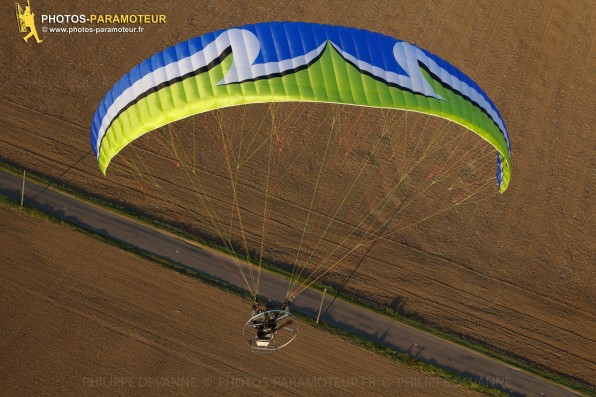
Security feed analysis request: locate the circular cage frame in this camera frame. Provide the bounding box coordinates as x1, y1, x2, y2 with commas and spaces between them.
243, 310, 299, 352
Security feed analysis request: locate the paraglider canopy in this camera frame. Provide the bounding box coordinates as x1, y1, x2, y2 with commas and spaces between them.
91, 21, 511, 191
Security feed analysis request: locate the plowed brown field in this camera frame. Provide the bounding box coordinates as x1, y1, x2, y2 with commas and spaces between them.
1, 0, 594, 386
0, 205, 482, 396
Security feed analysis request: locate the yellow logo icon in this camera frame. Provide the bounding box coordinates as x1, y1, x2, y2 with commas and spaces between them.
16, 0, 42, 43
